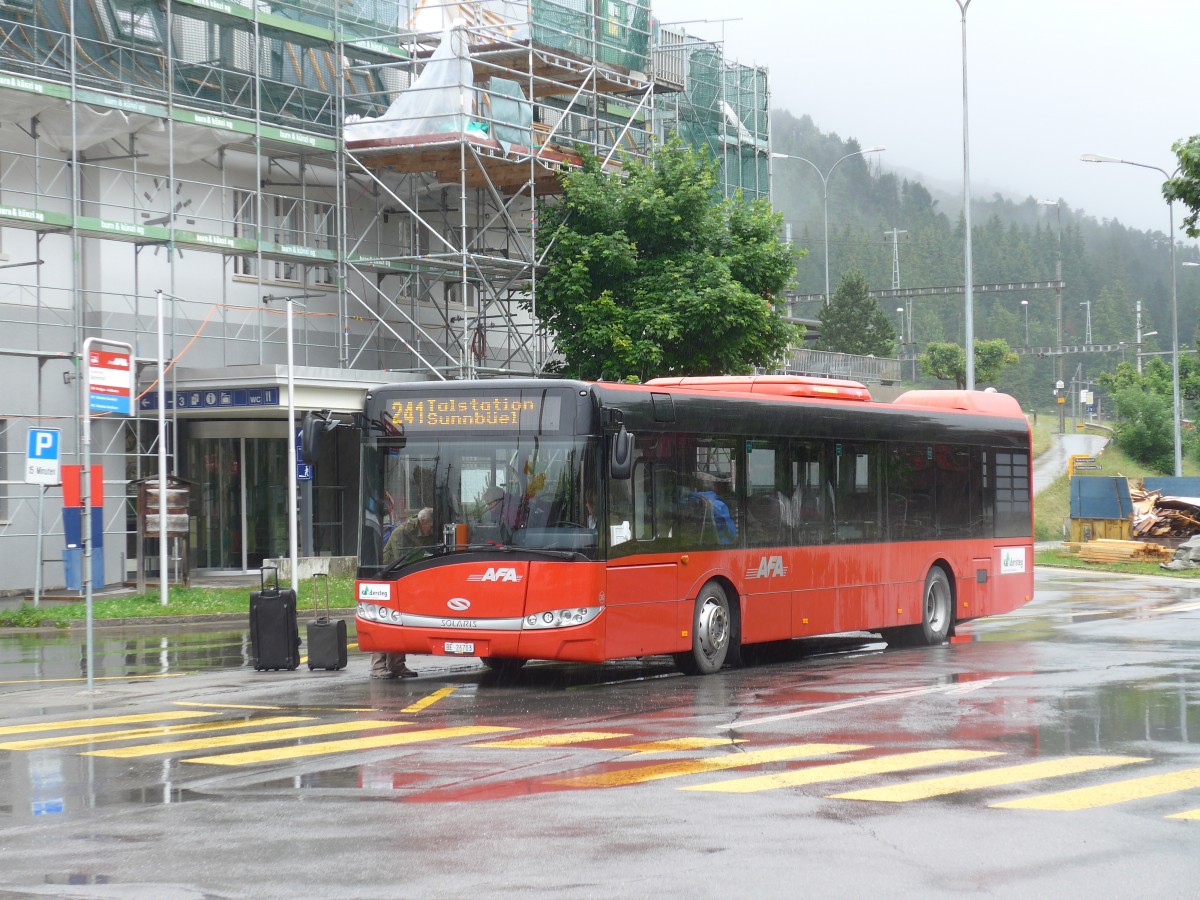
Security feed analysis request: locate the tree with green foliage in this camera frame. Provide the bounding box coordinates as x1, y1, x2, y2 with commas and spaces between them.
1098, 359, 1200, 470
815, 271, 896, 356
1165, 135, 1200, 237
918, 339, 1020, 390
529, 139, 797, 381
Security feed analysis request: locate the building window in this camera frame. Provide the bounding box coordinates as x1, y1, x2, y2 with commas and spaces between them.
107, 0, 161, 43
233, 192, 336, 286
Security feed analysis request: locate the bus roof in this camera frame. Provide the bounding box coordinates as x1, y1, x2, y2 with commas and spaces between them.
892, 388, 1025, 419
644, 375, 872, 402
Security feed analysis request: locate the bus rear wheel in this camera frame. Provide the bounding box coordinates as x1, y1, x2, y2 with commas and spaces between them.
675, 581, 734, 675
884, 567, 953, 648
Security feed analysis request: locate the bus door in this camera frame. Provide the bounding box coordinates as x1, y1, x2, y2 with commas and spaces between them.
605, 437, 679, 659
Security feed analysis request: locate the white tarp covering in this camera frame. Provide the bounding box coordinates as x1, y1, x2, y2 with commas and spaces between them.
406, 0, 529, 41
345, 25, 475, 144
0, 98, 238, 163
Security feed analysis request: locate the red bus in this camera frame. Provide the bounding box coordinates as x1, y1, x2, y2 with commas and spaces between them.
352, 376, 1033, 675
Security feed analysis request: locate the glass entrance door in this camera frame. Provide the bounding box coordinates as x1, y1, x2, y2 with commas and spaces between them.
187, 435, 288, 570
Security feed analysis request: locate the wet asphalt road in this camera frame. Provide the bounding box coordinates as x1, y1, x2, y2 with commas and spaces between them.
1, 567, 1199, 899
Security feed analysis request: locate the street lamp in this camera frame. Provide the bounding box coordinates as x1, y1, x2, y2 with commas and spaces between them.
954, 0, 975, 388
1081, 153, 1182, 476
771, 145, 885, 304
263, 292, 318, 594
1020, 299, 1029, 348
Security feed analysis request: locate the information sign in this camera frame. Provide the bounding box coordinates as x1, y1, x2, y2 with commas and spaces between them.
87, 348, 133, 414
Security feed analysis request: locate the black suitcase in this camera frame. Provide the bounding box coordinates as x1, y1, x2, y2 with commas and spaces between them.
306, 573, 347, 671
249, 567, 300, 671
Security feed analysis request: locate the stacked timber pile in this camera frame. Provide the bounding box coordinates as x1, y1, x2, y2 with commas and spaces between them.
1073, 538, 1174, 564
1130, 480, 1200, 538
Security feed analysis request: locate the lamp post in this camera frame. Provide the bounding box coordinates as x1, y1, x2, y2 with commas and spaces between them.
771, 145, 885, 304
1081, 154, 1181, 476
953, 0, 975, 388
1020, 299, 1029, 348
263, 293, 318, 594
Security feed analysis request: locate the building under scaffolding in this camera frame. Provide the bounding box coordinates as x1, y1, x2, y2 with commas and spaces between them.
0, 0, 770, 589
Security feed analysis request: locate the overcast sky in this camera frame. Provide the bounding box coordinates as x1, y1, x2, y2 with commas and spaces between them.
650, 0, 1198, 241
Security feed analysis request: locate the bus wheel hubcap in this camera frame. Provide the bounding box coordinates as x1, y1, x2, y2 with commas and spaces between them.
926, 581, 948, 634
698, 597, 728, 659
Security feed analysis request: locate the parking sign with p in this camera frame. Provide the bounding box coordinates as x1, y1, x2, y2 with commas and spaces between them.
25, 428, 61, 486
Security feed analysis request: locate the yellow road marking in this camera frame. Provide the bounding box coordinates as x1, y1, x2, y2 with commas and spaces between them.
402, 686, 459, 714
0, 711, 215, 737
831, 755, 1148, 802
0, 674, 187, 685
470, 731, 632, 749
682, 749, 1001, 794
0, 716, 313, 751
83, 720, 405, 759
184, 725, 517, 766
175, 702, 374, 712
1166, 808, 1200, 820
615, 738, 746, 754
993, 767, 1200, 811
552, 743, 869, 788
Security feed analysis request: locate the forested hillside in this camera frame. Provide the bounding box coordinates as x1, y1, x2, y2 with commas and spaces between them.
770, 110, 1200, 410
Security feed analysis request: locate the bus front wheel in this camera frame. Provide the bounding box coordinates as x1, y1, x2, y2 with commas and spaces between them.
480, 656, 526, 674
675, 581, 734, 675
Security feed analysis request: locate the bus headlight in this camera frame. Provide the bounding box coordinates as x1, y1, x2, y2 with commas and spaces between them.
522, 606, 602, 629
357, 603, 402, 624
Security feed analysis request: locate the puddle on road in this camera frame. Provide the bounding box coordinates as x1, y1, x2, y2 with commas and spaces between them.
0, 626, 253, 684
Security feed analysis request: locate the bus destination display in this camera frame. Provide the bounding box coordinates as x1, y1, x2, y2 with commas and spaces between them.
388, 394, 562, 431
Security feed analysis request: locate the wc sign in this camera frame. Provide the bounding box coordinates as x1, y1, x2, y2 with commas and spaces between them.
25, 428, 61, 486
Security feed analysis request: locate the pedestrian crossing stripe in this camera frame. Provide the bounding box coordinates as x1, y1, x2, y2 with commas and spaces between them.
1166, 808, 1200, 820
551, 743, 869, 788
992, 767, 1200, 811
401, 686, 460, 715
829, 755, 1149, 802
470, 732, 632, 749
615, 738, 745, 754
0, 711, 216, 737
0, 716, 314, 751
681, 749, 1001, 794
183, 725, 517, 766
82, 720, 407, 759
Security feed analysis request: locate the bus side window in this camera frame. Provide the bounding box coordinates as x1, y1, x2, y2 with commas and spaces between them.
746, 438, 787, 548
834, 442, 882, 543
787, 440, 828, 545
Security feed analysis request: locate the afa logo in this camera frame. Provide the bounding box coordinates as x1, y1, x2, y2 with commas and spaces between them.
467, 567, 523, 583
745, 556, 786, 579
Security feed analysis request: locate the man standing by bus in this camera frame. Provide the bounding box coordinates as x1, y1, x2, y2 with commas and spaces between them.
371, 507, 433, 679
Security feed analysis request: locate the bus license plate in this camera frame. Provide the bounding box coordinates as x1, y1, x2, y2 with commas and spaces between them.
444, 641, 475, 655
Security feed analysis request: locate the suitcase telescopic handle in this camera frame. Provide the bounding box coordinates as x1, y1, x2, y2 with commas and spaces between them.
261, 565, 279, 592
312, 572, 330, 616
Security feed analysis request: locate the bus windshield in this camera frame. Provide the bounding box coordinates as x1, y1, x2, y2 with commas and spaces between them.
359, 433, 600, 576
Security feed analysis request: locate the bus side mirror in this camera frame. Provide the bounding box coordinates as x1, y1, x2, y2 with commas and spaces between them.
610, 425, 634, 480
301, 411, 337, 466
